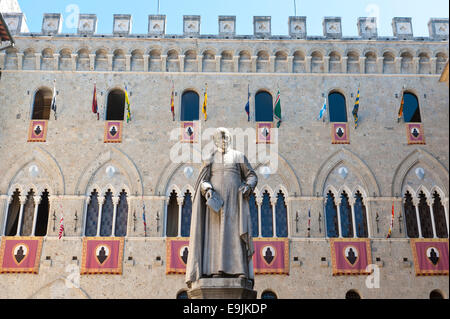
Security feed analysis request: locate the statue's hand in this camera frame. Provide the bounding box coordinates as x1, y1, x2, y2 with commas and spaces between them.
205, 189, 213, 200
239, 184, 251, 198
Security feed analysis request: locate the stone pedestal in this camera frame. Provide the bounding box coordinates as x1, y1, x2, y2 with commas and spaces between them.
187, 278, 257, 299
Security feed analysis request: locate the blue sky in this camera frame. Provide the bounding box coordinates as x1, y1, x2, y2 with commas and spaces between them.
18, 0, 449, 36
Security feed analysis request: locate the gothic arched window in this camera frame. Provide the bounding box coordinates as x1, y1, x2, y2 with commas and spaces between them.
404, 191, 419, 238
339, 191, 353, 238
345, 290, 361, 299
255, 91, 273, 122
115, 190, 128, 237
85, 190, 100, 237
166, 190, 179, 237
432, 192, 448, 238
32, 88, 52, 120
4, 189, 21, 236
275, 191, 288, 237
418, 191, 433, 238
181, 191, 192, 237
260, 191, 273, 237
402, 92, 421, 123
261, 291, 277, 299
106, 89, 125, 121
100, 190, 114, 237
354, 191, 368, 238
34, 190, 50, 237
249, 192, 259, 237
325, 191, 339, 238
180, 91, 199, 121
328, 92, 347, 122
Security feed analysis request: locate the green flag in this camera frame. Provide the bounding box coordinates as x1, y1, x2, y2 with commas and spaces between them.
274, 90, 282, 128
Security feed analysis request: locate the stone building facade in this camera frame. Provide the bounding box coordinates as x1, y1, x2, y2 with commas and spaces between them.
0, 8, 448, 299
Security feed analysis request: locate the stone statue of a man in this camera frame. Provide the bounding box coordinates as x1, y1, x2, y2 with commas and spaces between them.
186, 127, 258, 288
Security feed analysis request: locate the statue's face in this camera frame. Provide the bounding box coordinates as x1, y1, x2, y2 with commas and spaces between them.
214, 128, 231, 153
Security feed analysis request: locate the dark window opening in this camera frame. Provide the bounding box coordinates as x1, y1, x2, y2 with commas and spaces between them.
181, 91, 199, 121
5, 189, 21, 236
181, 190, 192, 237
339, 191, 353, 238
345, 290, 361, 299
328, 92, 347, 122
261, 291, 277, 299
325, 191, 338, 238
32, 88, 52, 120
402, 92, 421, 123
166, 190, 179, 237
115, 190, 128, 237
255, 91, 273, 122
430, 290, 444, 299
177, 291, 189, 299
275, 191, 288, 237
85, 190, 99, 236
354, 191, 368, 238
432, 192, 448, 238
100, 190, 114, 237
35, 190, 49, 236
418, 191, 433, 238
106, 89, 125, 121
261, 191, 273, 237
404, 191, 419, 238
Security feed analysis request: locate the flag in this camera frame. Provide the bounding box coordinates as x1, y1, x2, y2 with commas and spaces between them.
307, 209, 311, 237
142, 203, 147, 237
170, 84, 175, 121
202, 85, 208, 121
397, 92, 404, 123
245, 86, 250, 122
318, 98, 327, 121
51, 80, 57, 120
387, 202, 395, 238
92, 83, 99, 120
125, 86, 131, 123
274, 90, 282, 128
352, 87, 360, 129
58, 215, 64, 239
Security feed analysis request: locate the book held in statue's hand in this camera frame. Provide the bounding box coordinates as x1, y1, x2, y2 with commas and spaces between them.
206, 190, 224, 213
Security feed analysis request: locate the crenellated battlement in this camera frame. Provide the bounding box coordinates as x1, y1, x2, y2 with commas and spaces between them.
2, 12, 449, 41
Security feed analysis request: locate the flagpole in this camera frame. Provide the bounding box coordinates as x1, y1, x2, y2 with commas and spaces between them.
294, 0, 297, 16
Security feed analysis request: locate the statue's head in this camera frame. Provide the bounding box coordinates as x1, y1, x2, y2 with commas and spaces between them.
213, 127, 232, 153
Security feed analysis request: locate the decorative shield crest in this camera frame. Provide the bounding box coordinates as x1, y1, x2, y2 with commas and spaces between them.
331, 122, 350, 144
104, 121, 123, 143
261, 245, 276, 266
344, 246, 359, 266
180, 121, 199, 143
330, 239, 371, 275
81, 237, 124, 275
166, 238, 190, 274
406, 123, 425, 145
410, 239, 449, 276
253, 238, 289, 275
0, 237, 43, 274
27, 120, 48, 142
256, 122, 273, 144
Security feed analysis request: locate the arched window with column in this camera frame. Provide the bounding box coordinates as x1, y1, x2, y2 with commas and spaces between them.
353, 191, 368, 238
328, 91, 347, 123
4, 189, 21, 236
432, 191, 448, 238
255, 91, 273, 122
339, 191, 353, 238
114, 190, 129, 237
99, 190, 114, 237
166, 190, 179, 237
32, 88, 52, 120
180, 90, 199, 122
85, 190, 100, 236
275, 190, 288, 237
404, 191, 419, 238
418, 191, 433, 238
260, 190, 273, 237
180, 190, 192, 237
325, 191, 339, 238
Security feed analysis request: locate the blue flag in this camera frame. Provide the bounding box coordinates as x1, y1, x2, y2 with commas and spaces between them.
245, 86, 250, 121
318, 98, 327, 121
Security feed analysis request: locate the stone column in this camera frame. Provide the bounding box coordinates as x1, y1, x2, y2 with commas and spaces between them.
287, 56, 294, 73
305, 56, 312, 73
53, 53, 60, 71
215, 56, 221, 72
17, 52, 24, 70
376, 57, 384, 74
71, 53, 78, 71
270, 197, 277, 237
111, 196, 120, 236
349, 197, 357, 237
359, 56, 366, 74
107, 54, 114, 71
35, 53, 42, 70
89, 54, 96, 71
30, 195, 42, 236
428, 198, 437, 238
96, 197, 104, 236
179, 55, 185, 72
197, 55, 203, 72
143, 54, 149, 72
233, 55, 239, 73
335, 196, 342, 238
413, 197, 423, 238
177, 195, 184, 237
413, 57, 420, 74
364, 197, 372, 238
430, 57, 437, 74
341, 56, 348, 73
256, 195, 262, 237
323, 56, 330, 73
125, 54, 131, 72
443, 198, 449, 237
251, 56, 257, 73
394, 57, 402, 74
82, 196, 90, 236
1, 195, 13, 236
16, 195, 27, 236
269, 55, 275, 73
161, 54, 167, 72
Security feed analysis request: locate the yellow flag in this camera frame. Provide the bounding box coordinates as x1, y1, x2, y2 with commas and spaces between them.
202, 86, 208, 121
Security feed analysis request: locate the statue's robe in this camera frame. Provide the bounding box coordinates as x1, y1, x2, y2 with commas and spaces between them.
186, 149, 258, 286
